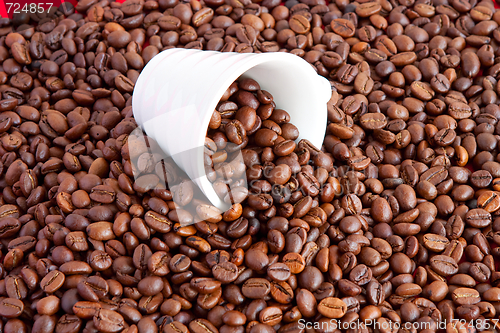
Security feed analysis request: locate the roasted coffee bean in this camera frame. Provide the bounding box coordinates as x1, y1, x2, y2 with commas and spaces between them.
189, 319, 218, 333
465, 209, 491, 228
423, 234, 450, 252
289, 15, 310, 34
0, 217, 21, 238
212, 261, 239, 283
477, 191, 500, 213
267, 263, 291, 282
360, 113, 387, 130
73, 301, 102, 319
366, 280, 385, 305
242, 278, 271, 298
283, 253, 306, 274
471, 170, 492, 188
330, 19, 355, 38
0, 298, 24, 318
225, 120, 247, 145
317, 297, 347, 318
93, 309, 125, 333
40, 270, 65, 293
259, 306, 283, 326
429, 255, 459, 276
451, 288, 481, 305
270, 280, 294, 303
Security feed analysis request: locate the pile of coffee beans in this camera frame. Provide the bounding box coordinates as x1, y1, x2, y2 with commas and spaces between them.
2, 0, 500, 331
205, 78, 305, 205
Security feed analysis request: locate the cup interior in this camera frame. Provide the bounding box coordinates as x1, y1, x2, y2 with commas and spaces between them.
198, 56, 330, 209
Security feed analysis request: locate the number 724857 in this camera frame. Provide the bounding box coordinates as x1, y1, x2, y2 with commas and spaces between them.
5, 2, 53, 14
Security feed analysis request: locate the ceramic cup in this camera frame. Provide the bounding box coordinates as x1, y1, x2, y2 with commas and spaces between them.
132, 48, 331, 210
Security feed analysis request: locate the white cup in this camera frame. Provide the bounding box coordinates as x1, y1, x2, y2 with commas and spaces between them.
132, 48, 331, 210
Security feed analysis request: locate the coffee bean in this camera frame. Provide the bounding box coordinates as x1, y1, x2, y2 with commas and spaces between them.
73, 301, 102, 319
317, 297, 347, 318
423, 234, 450, 252
477, 190, 500, 213
451, 288, 481, 305
469, 262, 491, 283
356, 2, 381, 17
395, 283, 422, 297
429, 255, 459, 276
360, 113, 387, 130
283, 253, 305, 274
289, 15, 310, 34
0, 298, 24, 318
449, 101, 472, 119
471, 170, 492, 187
11, 42, 31, 65
89, 185, 116, 204
212, 261, 239, 283
410, 81, 435, 100
225, 120, 247, 145
0, 217, 21, 238
330, 19, 355, 38
242, 278, 271, 298
274, 140, 296, 157
189, 319, 218, 333
366, 280, 385, 305
267, 263, 291, 282
270, 280, 294, 304
465, 208, 491, 228
93, 309, 125, 333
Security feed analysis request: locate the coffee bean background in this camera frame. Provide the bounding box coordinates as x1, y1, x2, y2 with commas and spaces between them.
2, 0, 500, 332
